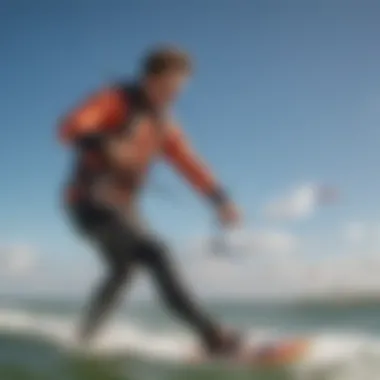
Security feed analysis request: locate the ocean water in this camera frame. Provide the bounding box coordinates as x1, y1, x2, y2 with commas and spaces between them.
0, 296, 380, 380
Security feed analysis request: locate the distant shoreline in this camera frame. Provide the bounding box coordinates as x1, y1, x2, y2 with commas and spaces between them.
1, 292, 380, 307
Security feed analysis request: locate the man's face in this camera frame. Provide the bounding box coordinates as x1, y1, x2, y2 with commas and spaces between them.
145, 72, 189, 107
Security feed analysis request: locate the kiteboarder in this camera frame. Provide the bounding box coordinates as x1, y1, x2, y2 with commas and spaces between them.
58, 46, 242, 356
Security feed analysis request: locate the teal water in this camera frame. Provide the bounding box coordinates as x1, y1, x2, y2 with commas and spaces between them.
0, 297, 380, 380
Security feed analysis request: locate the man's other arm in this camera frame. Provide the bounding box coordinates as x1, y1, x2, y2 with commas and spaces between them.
58, 88, 127, 144
162, 125, 240, 225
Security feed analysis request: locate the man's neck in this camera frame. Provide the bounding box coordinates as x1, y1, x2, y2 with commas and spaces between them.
139, 79, 169, 110
131, 81, 169, 120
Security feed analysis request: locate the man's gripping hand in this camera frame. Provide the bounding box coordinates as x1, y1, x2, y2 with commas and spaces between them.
216, 202, 242, 227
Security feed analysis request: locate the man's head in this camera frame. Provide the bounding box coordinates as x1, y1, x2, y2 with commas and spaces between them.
140, 46, 192, 107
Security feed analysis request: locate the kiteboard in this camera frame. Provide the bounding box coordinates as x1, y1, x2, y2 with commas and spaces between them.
188, 337, 310, 367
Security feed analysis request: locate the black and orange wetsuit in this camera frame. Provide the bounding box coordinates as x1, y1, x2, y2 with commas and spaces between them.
58, 83, 237, 355
60, 82, 227, 209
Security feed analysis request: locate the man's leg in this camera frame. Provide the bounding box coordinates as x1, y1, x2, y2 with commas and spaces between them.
137, 237, 240, 354
77, 210, 137, 343
79, 257, 134, 343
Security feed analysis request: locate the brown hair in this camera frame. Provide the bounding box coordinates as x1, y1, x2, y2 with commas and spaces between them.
142, 46, 192, 76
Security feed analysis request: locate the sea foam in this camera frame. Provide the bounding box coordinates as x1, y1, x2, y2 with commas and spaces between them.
0, 308, 379, 380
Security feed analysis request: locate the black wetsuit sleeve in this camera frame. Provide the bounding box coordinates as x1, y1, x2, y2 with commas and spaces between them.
75, 133, 109, 151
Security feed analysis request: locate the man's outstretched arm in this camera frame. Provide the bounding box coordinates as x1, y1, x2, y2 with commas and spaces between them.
162, 125, 240, 225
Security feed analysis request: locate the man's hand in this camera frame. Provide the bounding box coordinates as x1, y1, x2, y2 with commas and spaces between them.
217, 202, 242, 227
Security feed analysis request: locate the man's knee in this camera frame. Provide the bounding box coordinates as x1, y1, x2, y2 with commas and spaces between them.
138, 237, 169, 265
105, 257, 131, 286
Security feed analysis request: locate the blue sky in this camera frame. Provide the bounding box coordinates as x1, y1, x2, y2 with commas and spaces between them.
2, 0, 380, 296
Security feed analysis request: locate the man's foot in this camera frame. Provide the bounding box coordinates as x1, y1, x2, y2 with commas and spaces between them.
76, 324, 94, 348
202, 326, 243, 358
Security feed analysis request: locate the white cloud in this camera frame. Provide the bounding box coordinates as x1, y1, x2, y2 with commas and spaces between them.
0, 245, 37, 277
343, 222, 367, 244
342, 222, 380, 248
176, 218, 380, 299
180, 227, 300, 299
191, 228, 298, 258
248, 229, 298, 255
264, 183, 336, 221
4, 209, 380, 302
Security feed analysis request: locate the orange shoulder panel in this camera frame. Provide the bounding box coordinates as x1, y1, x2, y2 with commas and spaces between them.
58, 88, 127, 143
162, 125, 217, 195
